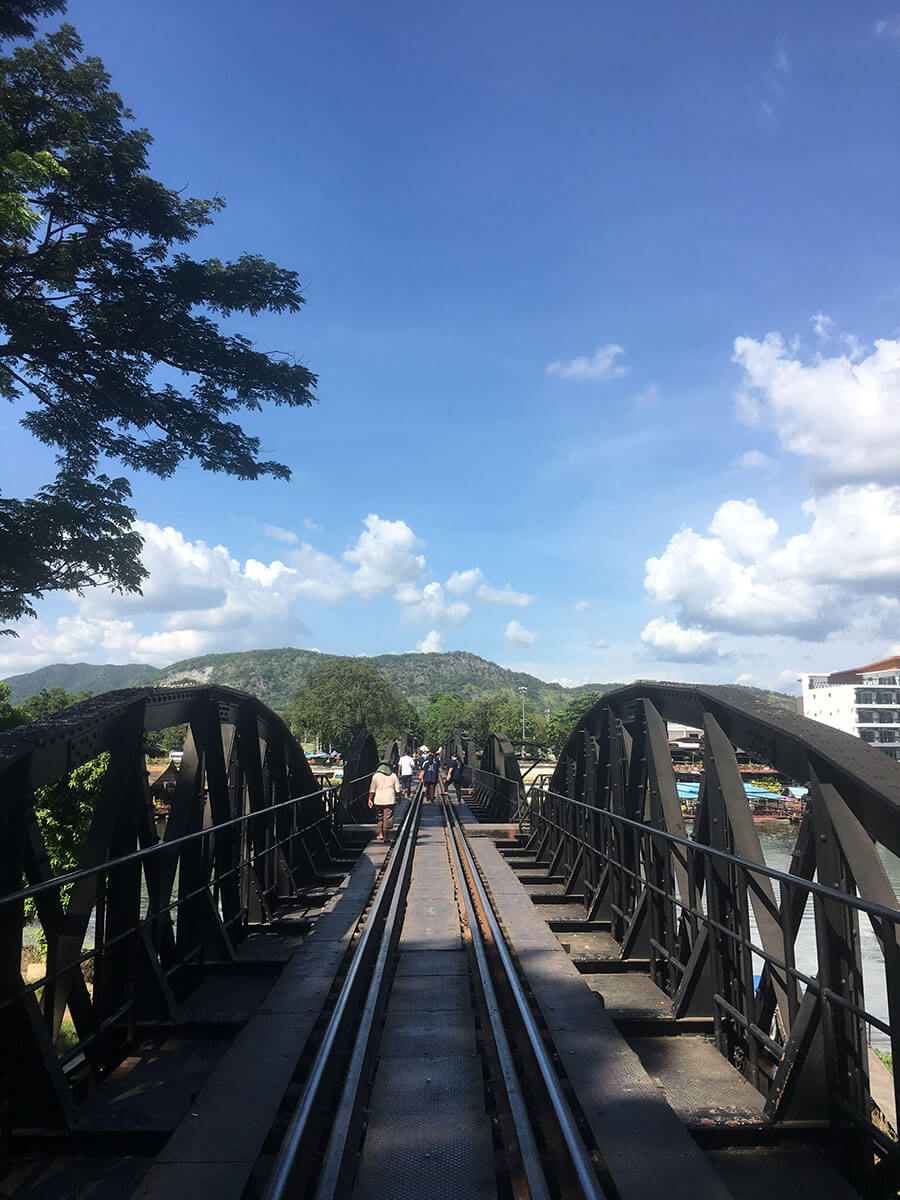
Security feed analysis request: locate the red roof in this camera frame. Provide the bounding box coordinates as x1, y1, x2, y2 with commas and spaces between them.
827, 655, 900, 685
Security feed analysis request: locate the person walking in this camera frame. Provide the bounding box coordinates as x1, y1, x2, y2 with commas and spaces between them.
421, 751, 440, 803
398, 748, 415, 797
368, 762, 401, 840
447, 750, 464, 804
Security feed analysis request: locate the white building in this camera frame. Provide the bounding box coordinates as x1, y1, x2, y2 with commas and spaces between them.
800, 656, 900, 762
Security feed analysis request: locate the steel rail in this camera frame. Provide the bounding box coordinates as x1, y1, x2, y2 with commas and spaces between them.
444, 798, 608, 1200
262, 788, 422, 1200
440, 792, 551, 1200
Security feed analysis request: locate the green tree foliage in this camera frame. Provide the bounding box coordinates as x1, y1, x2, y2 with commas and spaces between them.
143, 724, 188, 759
33, 751, 106, 880
19, 684, 89, 720
424, 692, 468, 749
0, 12, 316, 627
0, 679, 27, 729
289, 658, 409, 758
466, 693, 546, 744
546, 691, 604, 749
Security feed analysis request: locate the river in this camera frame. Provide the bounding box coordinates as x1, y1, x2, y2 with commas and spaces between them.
755, 825, 898, 1050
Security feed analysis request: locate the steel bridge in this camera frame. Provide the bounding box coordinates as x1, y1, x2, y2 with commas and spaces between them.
0, 682, 897, 1198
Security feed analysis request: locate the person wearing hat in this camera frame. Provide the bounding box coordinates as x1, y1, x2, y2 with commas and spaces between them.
368, 761, 402, 840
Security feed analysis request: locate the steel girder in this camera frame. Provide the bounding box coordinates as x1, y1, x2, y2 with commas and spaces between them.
0, 685, 354, 1128
533, 682, 900, 1196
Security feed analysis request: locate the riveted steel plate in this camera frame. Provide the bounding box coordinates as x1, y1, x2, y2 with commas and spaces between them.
387, 973, 471, 1012
395, 951, 468, 976
627, 1035, 767, 1123
351, 1054, 494, 1200
377, 1009, 477, 1059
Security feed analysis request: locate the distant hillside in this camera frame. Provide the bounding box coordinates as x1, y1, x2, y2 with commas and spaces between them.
151, 648, 330, 709
153, 648, 612, 713
4, 661, 157, 705
4, 647, 797, 717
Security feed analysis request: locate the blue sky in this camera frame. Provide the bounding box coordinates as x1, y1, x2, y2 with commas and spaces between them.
4, 0, 900, 692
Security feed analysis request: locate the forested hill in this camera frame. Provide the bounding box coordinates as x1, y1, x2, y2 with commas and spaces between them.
3, 661, 157, 704
3, 646, 797, 715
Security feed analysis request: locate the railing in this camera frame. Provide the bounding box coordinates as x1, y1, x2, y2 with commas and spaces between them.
493, 682, 900, 1199
0, 685, 375, 1128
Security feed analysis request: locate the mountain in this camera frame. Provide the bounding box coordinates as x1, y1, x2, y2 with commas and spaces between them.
147, 647, 612, 712
3, 661, 157, 705
4, 647, 797, 716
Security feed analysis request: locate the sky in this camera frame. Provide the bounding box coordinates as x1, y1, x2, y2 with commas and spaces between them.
3, 0, 900, 693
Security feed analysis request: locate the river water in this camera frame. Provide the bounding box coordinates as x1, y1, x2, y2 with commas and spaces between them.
755, 825, 898, 1050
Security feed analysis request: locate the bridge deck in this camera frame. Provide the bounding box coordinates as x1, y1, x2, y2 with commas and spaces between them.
1, 799, 862, 1199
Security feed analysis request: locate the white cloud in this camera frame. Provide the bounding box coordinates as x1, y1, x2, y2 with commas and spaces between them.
416, 630, 444, 653
572, 600, 591, 613
733, 332, 900, 487
734, 449, 776, 470
708, 498, 779, 560
344, 514, 425, 596
810, 312, 835, 340
0, 511, 541, 674
546, 344, 629, 381
304, 517, 324, 534
445, 567, 533, 607
505, 619, 537, 646
640, 617, 723, 663
875, 16, 900, 41
264, 524, 298, 545
395, 582, 470, 627
645, 485, 900, 641
589, 639, 608, 649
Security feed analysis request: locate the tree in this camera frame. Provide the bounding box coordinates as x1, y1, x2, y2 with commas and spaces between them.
0, 12, 316, 627
19, 684, 89, 720
424, 692, 468, 750
289, 659, 408, 758
0, 680, 27, 730
546, 691, 604, 750
466, 693, 546, 745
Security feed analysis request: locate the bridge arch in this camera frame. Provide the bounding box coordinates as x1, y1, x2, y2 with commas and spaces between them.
0, 685, 371, 1125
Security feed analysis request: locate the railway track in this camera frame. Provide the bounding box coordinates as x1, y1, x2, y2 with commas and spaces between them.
259, 783, 607, 1200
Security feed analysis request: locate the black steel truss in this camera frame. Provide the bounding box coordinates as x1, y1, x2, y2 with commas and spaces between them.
0, 685, 367, 1128
475, 683, 900, 1197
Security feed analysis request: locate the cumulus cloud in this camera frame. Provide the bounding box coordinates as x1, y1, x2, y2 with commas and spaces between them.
733, 332, 900, 487
344, 514, 425, 596
505, 619, 537, 646
416, 630, 444, 653
645, 486, 900, 641
734, 449, 776, 470
445, 568, 533, 607
1, 510, 543, 674
640, 617, 723, 663
395, 582, 470, 627
304, 517, 324, 534
572, 600, 591, 613
546, 344, 629, 381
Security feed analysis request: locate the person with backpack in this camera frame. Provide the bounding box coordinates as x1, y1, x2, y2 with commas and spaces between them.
421, 751, 440, 803
447, 751, 464, 804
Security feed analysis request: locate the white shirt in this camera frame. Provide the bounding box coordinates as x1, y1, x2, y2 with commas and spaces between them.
398, 754, 415, 777
370, 771, 402, 806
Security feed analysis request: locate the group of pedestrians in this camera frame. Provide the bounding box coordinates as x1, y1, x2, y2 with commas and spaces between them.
367, 748, 465, 841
